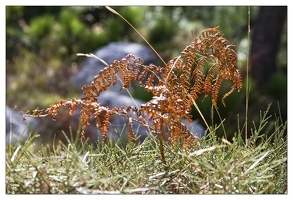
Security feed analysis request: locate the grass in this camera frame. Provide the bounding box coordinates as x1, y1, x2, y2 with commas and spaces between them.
5, 104, 287, 194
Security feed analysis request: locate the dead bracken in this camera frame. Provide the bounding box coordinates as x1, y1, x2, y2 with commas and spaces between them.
23, 27, 242, 165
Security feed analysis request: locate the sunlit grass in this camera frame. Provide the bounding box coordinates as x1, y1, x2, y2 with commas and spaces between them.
6, 105, 287, 194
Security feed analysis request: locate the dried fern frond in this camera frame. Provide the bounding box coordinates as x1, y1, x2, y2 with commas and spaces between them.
23, 27, 242, 150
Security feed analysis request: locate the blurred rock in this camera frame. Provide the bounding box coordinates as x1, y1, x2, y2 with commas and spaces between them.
6, 106, 39, 145
71, 41, 159, 93
68, 91, 205, 144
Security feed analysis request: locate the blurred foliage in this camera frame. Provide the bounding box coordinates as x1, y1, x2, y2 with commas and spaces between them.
6, 6, 287, 141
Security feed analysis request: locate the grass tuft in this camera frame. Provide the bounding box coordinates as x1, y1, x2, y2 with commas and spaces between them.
6, 104, 287, 194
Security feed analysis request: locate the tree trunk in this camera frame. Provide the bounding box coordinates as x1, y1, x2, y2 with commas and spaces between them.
250, 6, 287, 88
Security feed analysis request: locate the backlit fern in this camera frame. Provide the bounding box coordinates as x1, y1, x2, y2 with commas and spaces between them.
23, 26, 242, 167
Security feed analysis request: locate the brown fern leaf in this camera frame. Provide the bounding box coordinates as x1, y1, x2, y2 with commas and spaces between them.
203, 62, 220, 98
178, 60, 192, 100
137, 64, 165, 95
127, 117, 136, 142
211, 73, 224, 108
221, 69, 243, 107
23, 26, 241, 155
186, 56, 208, 107
189, 27, 240, 108
94, 106, 111, 141
168, 121, 199, 149
199, 26, 220, 41
112, 54, 143, 90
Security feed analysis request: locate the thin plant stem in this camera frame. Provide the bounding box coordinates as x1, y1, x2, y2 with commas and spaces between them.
106, 6, 166, 66
245, 6, 251, 144
189, 95, 211, 134
214, 106, 227, 139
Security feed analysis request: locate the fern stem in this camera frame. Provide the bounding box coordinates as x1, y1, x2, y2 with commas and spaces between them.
158, 135, 168, 171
